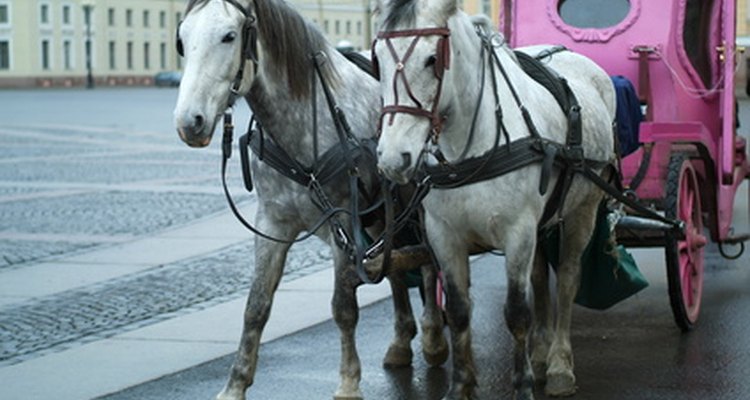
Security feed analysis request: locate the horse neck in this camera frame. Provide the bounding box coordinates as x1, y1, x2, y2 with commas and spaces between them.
248, 49, 378, 167
439, 18, 539, 161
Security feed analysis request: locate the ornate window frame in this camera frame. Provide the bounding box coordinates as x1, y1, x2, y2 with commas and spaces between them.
547, 0, 641, 43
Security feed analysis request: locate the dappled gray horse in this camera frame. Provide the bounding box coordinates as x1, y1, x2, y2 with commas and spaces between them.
373, 0, 616, 399
172, 0, 447, 399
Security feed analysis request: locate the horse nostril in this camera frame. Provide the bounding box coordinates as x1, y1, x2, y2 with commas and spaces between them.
194, 114, 205, 130
400, 152, 412, 170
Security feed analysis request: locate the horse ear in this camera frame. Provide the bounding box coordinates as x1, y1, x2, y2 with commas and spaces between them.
371, 40, 380, 80
175, 21, 184, 57
243, 17, 259, 62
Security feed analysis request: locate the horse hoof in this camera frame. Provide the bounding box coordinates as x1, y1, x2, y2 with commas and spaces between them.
531, 361, 547, 384
383, 344, 413, 368
334, 389, 364, 400
442, 383, 475, 400
514, 388, 535, 400
544, 371, 577, 397
423, 341, 449, 366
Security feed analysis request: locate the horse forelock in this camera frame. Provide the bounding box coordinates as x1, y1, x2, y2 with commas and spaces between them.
382, 0, 417, 30
254, 0, 337, 99
381, 0, 457, 29
185, 0, 211, 15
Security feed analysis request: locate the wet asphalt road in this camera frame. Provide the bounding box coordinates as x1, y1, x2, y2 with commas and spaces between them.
100, 237, 750, 399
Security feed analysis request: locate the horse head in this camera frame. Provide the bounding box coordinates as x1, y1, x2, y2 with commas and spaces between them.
174, 0, 258, 148
373, 0, 460, 183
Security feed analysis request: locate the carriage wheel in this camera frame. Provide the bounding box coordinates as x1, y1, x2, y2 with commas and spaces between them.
664, 153, 707, 332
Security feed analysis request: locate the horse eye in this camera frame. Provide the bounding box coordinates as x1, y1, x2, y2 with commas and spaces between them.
222, 32, 237, 43
425, 55, 437, 67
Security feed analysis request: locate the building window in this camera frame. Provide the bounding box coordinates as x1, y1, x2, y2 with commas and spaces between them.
41, 39, 51, 70
482, 0, 491, 15
346, 21, 351, 35
144, 42, 150, 70
62, 5, 71, 25
357, 21, 362, 36
324, 20, 329, 34
143, 10, 149, 28
126, 9, 132, 27
160, 42, 166, 70
108, 8, 115, 26
159, 11, 166, 28
109, 41, 116, 70
127, 41, 133, 70
335, 20, 340, 35
0, 4, 8, 25
40, 4, 50, 25
0, 40, 9, 70
63, 40, 72, 69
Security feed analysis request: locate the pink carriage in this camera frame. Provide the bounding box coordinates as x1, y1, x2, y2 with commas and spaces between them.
503, 0, 750, 330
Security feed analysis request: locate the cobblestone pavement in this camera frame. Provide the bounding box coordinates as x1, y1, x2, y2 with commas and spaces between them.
0, 88, 332, 368
0, 237, 331, 366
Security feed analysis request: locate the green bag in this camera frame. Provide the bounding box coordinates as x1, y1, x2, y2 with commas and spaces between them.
540, 203, 648, 310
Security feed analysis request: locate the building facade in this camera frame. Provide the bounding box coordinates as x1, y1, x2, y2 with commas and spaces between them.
0, 0, 491, 88
0, 0, 185, 87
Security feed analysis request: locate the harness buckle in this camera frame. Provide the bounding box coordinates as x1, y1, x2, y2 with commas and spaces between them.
564, 145, 585, 169
222, 110, 234, 159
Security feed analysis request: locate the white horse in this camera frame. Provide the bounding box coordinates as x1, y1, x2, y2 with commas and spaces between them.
373, 1, 616, 399
173, 0, 447, 399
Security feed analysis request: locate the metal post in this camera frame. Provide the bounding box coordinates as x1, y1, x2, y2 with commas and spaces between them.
83, 3, 94, 89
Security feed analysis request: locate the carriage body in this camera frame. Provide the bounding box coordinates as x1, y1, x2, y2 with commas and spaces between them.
503, 0, 750, 329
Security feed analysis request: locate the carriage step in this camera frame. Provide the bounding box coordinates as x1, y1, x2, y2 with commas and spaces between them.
615, 216, 675, 232
722, 233, 750, 244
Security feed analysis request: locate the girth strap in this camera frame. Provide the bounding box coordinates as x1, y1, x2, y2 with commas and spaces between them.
427, 137, 544, 187
241, 121, 377, 189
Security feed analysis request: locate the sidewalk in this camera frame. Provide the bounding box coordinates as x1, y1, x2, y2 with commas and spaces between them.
0, 206, 393, 400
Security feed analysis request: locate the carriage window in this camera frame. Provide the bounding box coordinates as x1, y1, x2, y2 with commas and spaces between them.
683, 0, 714, 88
558, 0, 630, 29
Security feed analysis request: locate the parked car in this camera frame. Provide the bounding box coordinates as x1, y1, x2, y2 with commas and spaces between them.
154, 71, 182, 87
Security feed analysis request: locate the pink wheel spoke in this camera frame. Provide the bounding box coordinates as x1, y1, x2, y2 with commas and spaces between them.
681, 261, 693, 306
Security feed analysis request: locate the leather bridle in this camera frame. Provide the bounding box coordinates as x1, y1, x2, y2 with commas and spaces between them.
373, 28, 451, 146
177, 0, 258, 106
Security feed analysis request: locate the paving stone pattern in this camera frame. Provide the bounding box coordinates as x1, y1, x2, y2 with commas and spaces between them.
0, 238, 332, 366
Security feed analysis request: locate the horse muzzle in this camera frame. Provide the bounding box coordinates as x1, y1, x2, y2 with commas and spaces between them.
377, 151, 415, 184
176, 113, 216, 148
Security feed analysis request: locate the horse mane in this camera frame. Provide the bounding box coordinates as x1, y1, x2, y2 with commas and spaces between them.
185, 0, 337, 100
254, 0, 338, 99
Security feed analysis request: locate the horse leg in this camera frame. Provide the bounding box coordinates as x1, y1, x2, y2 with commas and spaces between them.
544, 196, 599, 397
425, 227, 473, 399
420, 262, 449, 366
216, 229, 294, 400
504, 228, 537, 400
530, 246, 553, 383
382, 270, 417, 368
332, 251, 365, 400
